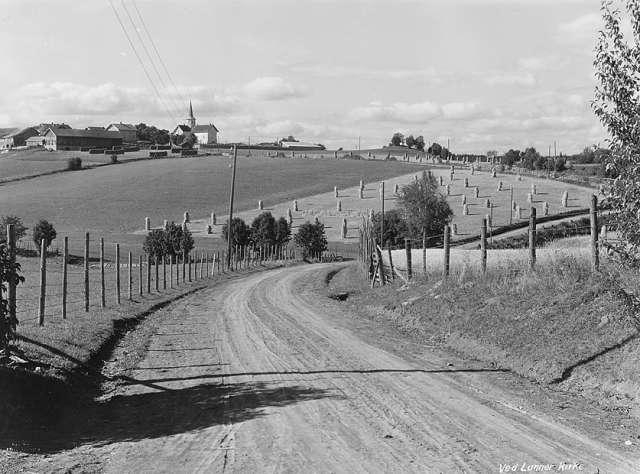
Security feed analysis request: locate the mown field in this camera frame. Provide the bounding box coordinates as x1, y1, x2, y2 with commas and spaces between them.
0, 154, 423, 246
0, 149, 158, 182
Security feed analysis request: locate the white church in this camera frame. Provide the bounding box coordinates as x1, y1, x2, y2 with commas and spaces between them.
172, 101, 219, 146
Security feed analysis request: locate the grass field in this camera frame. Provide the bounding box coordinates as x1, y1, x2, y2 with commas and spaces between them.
0, 148, 159, 182
0, 154, 423, 245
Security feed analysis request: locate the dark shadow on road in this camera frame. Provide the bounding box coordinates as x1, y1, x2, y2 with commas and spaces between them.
123, 367, 509, 385
0, 381, 336, 454
131, 363, 230, 371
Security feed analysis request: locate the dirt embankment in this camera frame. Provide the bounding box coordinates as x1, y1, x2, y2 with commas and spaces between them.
329, 259, 640, 417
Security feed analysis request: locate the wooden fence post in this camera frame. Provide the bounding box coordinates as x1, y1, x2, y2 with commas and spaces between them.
206, 252, 209, 278
100, 238, 105, 307
116, 244, 121, 304
128, 251, 132, 301
405, 239, 412, 280
163, 255, 167, 290
443, 225, 450, 278
84, 232, 89, 312
138, 254, 143, 296
200, 252, 204, 279
529, 207, 537, 270
591, 194, 599, 271
6, 225, 16, 324
387, 247, 395, 280
422, 228, 427, 276
147, 254, 151, 294
155, 255, 159, 291
62, 236, 68, 319
375, 245, 385, 285
38, 239, 46, 326
170, 255, 174, 288
480, 218, 487, 274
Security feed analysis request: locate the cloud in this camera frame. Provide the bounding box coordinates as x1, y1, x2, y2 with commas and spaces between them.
350, 101, 441, 123
484, 72, 537, 87
242, 76, 307, 101
255, 119, 306, 136
283, 63, 445, 83
558, 12, 601, 40
349, 100, 490, 124
442, 102, 482, 120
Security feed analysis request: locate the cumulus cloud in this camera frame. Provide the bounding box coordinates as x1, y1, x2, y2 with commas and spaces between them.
287, 63, 445, 83
255, 119, 306, 136
484, 72, 537, 87
349, 100, 486, 124
558, 12, 601, 40
350, 101, 441, 123
242, 76, 307, 101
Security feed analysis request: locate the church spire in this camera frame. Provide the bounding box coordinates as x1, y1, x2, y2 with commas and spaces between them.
186, 100, 196, 129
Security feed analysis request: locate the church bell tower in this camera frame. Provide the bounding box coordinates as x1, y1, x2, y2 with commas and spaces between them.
186, 100, 196, 129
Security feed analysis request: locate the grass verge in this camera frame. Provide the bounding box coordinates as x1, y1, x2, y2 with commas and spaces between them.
330, 256, 640, 413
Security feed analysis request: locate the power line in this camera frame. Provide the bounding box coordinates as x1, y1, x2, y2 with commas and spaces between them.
121, 0, 182, 119
107, 0, 176, 125
131, 0, 188, 109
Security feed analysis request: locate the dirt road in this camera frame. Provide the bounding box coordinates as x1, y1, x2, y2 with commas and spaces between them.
20, 264, 638, 473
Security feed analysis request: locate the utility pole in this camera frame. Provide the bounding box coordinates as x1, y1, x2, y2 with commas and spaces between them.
226, 145, 238, 268
554, 141, 557, 158
380, 181, 385, 246
358, 136, 361, 151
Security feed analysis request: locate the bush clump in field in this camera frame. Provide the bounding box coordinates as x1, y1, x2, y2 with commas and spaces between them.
250, 212, 291, 247
295, 221, 327, 260
66, 157, 82, 171
143, 223, 194, 260
0, 216, 27, 245
32, 220, 56, 254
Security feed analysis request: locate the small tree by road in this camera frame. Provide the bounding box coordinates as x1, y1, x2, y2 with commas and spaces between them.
0, 216, 27, 245
250, 212, 277, 246
398, 171, 453, 243
593, 0, 640, 251
371, 209, 409, 248
143, 223, 194, 260
0, 242, 24, 358
222, 217, 251, 247
294, 222, 327, 260
32, 220, 56, 253
275, 217, 291, 245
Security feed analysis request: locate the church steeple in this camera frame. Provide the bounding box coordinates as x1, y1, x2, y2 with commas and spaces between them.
186, 100, 196, 129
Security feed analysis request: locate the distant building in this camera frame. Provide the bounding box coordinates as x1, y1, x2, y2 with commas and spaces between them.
280, 141, 324, 150
172, 101, 218, 147
26, 135, 46, 147
35, 123, 71, 135
85, 126, 106, 131
0, 127, 40, 149
43, 128, 123, 151
105, 123, 137, 143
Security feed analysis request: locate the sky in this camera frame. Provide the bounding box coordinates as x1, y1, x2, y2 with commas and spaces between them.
0, 0, 611, 153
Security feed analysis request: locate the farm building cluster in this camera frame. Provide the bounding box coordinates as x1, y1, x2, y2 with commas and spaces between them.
0, 102, 219, 152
